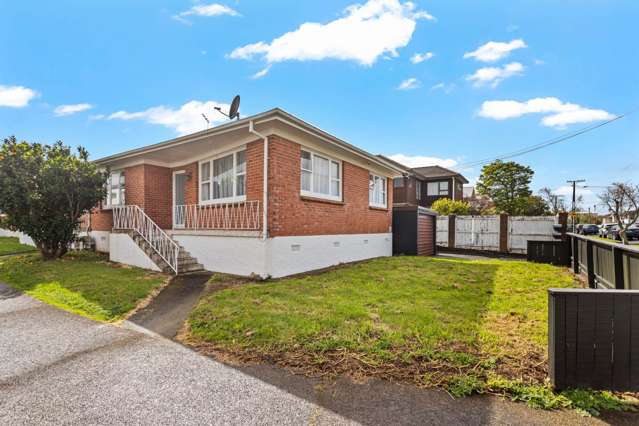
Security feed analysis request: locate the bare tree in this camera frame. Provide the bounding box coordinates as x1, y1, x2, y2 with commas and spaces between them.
539, 187, 563, 214
599, 182, 639, 245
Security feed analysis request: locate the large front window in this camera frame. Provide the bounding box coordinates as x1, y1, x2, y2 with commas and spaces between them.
300, 149, 341, 201
200, 149, 246, 203
427, 181, 449, 196
104, 171, 125, 207
369, 174, 387, 208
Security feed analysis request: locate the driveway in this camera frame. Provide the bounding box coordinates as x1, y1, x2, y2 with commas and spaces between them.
1, 282, 635, 425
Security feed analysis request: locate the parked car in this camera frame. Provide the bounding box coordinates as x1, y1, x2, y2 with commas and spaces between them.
600, 223, 616, 238
575, 224, 583, 234
580, 224, 599, 235
608, 225, 639, 241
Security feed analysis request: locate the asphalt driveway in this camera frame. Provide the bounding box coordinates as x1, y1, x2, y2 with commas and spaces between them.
1, 282, 636, 425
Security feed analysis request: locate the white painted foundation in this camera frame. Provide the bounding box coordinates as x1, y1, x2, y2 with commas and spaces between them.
172, 232, 392, 278
109, 233, 161, 272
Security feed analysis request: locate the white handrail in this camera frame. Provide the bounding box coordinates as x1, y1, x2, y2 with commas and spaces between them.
174, 201, 261, 230
112, 205, 180, 274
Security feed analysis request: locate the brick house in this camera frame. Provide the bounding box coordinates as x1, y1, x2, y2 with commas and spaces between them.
379, 157, 468, 208
87, 108, 403, 278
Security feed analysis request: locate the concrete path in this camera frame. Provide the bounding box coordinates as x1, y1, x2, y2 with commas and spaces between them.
1, 282, 636, 425
127, 272, 212, 338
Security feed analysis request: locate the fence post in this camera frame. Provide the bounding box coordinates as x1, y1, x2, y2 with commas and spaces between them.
499, 213, 509, 253
612, 246, 625, 289
448, 215, 456, 249
586, 240, 595, 288
558, 212, 568, 240
572, 236, 579, 274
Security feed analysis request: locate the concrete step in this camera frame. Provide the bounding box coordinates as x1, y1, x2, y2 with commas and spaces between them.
128, 230, 205, 275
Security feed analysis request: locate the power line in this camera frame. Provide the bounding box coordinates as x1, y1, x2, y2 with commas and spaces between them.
456, 108, 635, 169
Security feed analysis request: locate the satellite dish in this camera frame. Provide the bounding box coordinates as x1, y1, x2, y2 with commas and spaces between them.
229, 95, 240, 120
213, 95, 241, 121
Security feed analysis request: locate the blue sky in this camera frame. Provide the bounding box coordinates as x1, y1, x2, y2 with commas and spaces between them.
1, 0, 637, 211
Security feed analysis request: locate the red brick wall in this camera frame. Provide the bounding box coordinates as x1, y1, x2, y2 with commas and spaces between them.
89, 137, 392, 236
89, 208, 113, 231
267, 135, 392, 237
143, 165, 172, 229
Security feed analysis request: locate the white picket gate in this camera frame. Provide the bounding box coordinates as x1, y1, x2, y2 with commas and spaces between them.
455, 216, 500, 251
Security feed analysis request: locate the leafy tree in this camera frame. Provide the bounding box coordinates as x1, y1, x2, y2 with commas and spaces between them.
0, 136, 107, 259
521, 195, 551, 216
476, 160, 534, 215
538, 187, 564, 214
431, 198, 471, 215
599, 182, 639, 245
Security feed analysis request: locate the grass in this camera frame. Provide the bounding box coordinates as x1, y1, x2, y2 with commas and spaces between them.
0, 236, 36, 255
0, 252, 167, 322
186, 256, 637, 415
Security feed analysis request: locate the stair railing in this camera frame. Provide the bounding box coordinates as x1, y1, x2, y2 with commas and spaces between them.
112, 205, 179, 274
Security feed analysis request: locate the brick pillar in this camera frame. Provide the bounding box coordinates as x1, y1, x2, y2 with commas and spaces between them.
448, 215, 456, 248
499, 213, 509, 253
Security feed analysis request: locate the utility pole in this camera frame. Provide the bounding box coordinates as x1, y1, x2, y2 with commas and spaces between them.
566, 179, 585, 232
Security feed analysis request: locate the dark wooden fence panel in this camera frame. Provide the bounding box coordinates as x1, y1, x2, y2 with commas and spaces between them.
527, 240, 571, 266
571, 234, 639, 290
549, 289, 639, 391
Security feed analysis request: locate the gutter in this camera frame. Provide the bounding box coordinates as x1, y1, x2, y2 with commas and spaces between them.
249, 121, 268, 241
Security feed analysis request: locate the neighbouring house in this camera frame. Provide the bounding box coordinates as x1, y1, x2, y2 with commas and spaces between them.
378, 157, 469, 208
85, 108, 403, 278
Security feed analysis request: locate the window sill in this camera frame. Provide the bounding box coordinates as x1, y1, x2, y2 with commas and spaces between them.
369, 205, 389, 212
199, 197, 247, 206
300, 195, 345, 206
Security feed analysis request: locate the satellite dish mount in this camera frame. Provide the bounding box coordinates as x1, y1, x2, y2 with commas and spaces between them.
214, 95, 241, 121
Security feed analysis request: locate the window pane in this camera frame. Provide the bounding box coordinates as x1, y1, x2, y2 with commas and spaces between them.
393, 178, 404, 188
213, 154, 234, 199
236, 175, 245, 197
301, 150, 312, 171
427, 182, 438, 195
236, 150, 246, 174
331, 180, 340, 196
201, 162, 210, 181
313, 155, 329, 195
301, 170, 311, 191
330, 161, 339, 179
369, 175, 375, 203
439, 181, 449, 191
111, 172, 120, 189
201, 183, 210, 201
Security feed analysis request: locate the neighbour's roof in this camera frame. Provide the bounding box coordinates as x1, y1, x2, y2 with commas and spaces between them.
94, 108, 404, 175
411, 165, 469, 183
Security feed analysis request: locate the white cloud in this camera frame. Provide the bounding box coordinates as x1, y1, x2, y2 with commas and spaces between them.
0, 84, 38, 108
105, 100, 231, 135
173, 3, 239, 24
54, 103, 93, 116
430, 82, 455, 93
251, 65, 271, 79
463, 39, 527, 62
534, 58, 545, 65
466, 62, 524, 88
554, 185, 594, 197
410, 51, 434, 64
388, 154, 458, 168
397, 77, 420, 90
229, 0, 435, 66
478, 97, 615, 128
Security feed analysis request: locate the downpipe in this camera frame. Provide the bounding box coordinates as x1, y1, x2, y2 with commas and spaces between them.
249, 120, 268, 241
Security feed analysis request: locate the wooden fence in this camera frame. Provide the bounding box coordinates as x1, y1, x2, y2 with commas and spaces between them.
527, 240, 571, 266
548, 288, 639, 391
570, 233, 639, 289
436, 214, 564, 254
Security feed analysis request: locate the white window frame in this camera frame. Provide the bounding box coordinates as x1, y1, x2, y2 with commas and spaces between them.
103, 170, 125, 209
416, 180, 422, 200
300, 149, 342, 202
369, 173, 387, 208
199, 147, 247, 205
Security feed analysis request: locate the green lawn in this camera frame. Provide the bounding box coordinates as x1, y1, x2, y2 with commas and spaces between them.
0, 236, 36, 255
0, 252, 167, 322
187, 256, 636, 415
